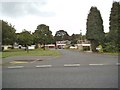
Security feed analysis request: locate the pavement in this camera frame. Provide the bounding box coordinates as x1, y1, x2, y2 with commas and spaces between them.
2, 49, 119, 88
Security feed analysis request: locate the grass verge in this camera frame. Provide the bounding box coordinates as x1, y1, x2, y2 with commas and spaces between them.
103, 52, 119, 56
2, 48, 61, 58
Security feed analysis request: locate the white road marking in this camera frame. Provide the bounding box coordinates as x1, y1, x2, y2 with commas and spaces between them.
7, 63, 119, 69
64, 64, 80, 67
8, 66, 24, 69
36, 65, 52, 68
89, 64, 104, 66
116, 63, 120, 65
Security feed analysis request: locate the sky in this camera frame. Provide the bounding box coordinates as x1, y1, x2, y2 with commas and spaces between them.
0, 0, 120, 36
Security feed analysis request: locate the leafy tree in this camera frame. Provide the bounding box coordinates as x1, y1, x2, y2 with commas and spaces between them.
70, 33, 86, 45
33, 24, 54, 49
86, 7, 105, 52
54, 30, 70, 41
82, 35, 86, 40
0, 20, 2, 51
2, 20, 16, 45
107, 2, 120, 52
17, 30, 33, 47
119, 3, 120, 52
70, 34, 80, 45
0, 20, 2, 41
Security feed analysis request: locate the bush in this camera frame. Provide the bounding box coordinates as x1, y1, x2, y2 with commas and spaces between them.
103, 42, 118, 53
96, 45, 103, 53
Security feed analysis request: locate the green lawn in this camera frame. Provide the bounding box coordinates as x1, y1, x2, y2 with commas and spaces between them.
0, 52, 2, 58
2, 49, 61, 58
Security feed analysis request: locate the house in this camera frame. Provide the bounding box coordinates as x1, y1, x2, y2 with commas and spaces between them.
45, 44, 55, 48
56, 40, 71, 49
76, 39, 92, 51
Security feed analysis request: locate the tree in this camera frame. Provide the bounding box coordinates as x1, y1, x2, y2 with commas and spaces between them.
33, 24, 54, 49
2, 20, 16, 45
70, 34, 80, 45
119, 2, 120, 52
17, 30, 33, 47
54, 30, 70, 41
70, 34, 86, 45
0, 20, 2, 41
107, 2, 120, 52
86, 7, 105, 52
0, 20, 2, 51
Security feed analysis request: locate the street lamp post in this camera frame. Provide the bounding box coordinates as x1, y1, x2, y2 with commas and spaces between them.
80, 30, 82, 41
43, 34, 47, 50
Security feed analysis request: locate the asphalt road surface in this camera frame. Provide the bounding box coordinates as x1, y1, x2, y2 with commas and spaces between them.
2, 49, 119, 88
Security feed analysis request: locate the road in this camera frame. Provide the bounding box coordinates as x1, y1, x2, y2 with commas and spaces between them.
2, 49, 118, 88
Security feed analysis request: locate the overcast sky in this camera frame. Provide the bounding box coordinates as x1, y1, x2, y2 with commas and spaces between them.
0, 0, 119, 35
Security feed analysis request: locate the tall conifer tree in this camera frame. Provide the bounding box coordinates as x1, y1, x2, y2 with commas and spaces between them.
108, 2, 120, 52
86, 7, 105, 52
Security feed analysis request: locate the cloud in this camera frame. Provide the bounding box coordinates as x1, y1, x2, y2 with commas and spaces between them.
0, 1, 55, 18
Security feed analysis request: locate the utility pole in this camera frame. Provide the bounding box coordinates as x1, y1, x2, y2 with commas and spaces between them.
43, 33, 46, 50
80, 30, 82, 40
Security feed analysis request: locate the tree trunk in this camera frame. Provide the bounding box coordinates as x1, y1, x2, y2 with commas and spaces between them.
43, 43, 45, 50
90, 40, 98, 52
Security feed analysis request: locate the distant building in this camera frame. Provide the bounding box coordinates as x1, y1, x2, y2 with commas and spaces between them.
76, 39, 92, 51
45, 44, 55, 48
56, 40, 71, 49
